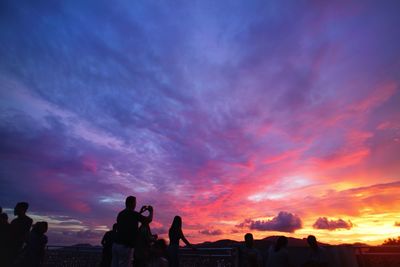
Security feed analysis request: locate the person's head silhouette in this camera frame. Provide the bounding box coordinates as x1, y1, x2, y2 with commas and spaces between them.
307, 235, 318, 249
275, 236, 288, 252
154, 239, 167, 257
125, 196, 136, 210
112, 223, 117, 232
171, 216, 182, 230
14, 202, 29, 216
0, 212, 8, 224
33, 221, 48, 234
244, 233, 254, 248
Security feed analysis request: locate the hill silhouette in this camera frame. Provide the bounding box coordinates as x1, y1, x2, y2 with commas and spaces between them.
193, 236, 372, 249
67, 235, 369, 249
195, 236, 325, 249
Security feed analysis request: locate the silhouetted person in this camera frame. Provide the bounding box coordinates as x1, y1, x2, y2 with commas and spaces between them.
148, 239, 168, 267
167, 216, 194, 267
134, 205, 157, 267
10, 202, 33, 263
266, 236, 291, 267
302, 235, 328, 267
17, 221, 48, 267
112, 196, 153, 267
101, 223, 118, 267
0, 212, 12, 266
241, 233, 262, 267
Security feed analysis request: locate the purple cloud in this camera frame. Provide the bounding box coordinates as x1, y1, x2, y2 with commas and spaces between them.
199, 229, 224, 236
236, 219, 253, 229
239, 212, 302, 233
313, 217, 353, 230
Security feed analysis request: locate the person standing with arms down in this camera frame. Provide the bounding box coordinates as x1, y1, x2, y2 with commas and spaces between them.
167, 216, 194, 267
302, 235, 328, 267
148, 239, 168, 267
266, 236, 292, 267
0, 212, 12, 266
112, 196, 153, 267
100, 223, 117, 267
10, 202, 33, 264
18, 221, 48, 267
240, 233, 262, 267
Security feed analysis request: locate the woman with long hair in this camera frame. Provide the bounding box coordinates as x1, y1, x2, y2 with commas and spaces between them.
167, 216, 194, 267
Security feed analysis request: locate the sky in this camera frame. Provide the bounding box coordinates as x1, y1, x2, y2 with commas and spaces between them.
0, 0, 400, 246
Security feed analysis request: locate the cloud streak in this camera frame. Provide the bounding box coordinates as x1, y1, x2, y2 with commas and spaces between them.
199, 229, 224, 236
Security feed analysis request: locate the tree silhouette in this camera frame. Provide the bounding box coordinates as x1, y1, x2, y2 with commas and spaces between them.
382, 237, 400, 246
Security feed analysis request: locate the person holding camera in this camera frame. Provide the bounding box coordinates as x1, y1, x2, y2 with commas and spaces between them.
112, 196, 153, 267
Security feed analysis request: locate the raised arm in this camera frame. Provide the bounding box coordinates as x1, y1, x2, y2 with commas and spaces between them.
139, 206, 153, 224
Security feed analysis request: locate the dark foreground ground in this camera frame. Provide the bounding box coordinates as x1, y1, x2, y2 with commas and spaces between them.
43, 245, 400, 267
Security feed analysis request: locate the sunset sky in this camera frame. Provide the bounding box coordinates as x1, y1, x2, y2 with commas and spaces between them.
1, 0, 400, 246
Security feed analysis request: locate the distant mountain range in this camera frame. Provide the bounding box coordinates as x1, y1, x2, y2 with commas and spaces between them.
67, 236, 369, 249
194, 236, 368, 249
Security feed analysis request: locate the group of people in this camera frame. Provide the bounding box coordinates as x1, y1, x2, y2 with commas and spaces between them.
101, 195, 194, 267
104, 195, 329, 267
0, 203, 48, 267
241, 233, 328, 267
1, 197, 329, 267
